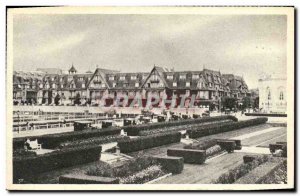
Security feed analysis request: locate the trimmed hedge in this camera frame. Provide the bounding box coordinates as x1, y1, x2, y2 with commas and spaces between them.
118, 132, 181, 153
217, 140, 236, 153
13, 145, 102, 183
13, 126, 121, 149
59, 174, 119, 184
123, 115, 238, 136
151, 155, 184, 174
187, 117, 268, 138
167, 148, 206, 164
245, 113, 287, 117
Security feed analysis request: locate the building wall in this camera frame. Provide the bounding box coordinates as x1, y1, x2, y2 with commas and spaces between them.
258, 75, 287, 113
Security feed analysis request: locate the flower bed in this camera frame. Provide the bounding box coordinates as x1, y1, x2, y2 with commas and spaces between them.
184, 139, 218, 150
259, 160, 287, 184
86, 156, 167, 184
213, 155, 270, 184
118, 132, 181, 153
59, 135, 130, 149
187, 117, 268, 138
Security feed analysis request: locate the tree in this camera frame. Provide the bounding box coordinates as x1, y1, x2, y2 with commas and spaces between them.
242, 96, 251, 111
54, 94, 61, 105
253, 97, 259, 109
74, 93, 81, 105
221, 96, 237, 110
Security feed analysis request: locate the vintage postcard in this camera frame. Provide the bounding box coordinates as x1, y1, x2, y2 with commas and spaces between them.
6, 6, 294, 191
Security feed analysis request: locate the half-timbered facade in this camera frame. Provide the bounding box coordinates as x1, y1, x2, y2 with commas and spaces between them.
13, 65, 250, 109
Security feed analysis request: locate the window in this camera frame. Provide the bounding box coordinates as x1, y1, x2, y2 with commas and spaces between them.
131, 75, 137, 80
167, 75, 173, 80
51, 77, 54, 81
120, 76, 125, 80
109, 76, 114, 80
209, 83, 212, 87
101, 83, 106, 88
192, 74, 199, 79
179, 74, 186, 80
39, 84, 43, 88
135, 82, 139, 87
173, 82, 177, 87
279, 91, 284, 100
186, 82, 190, 87
52, 84, 56, 88
61, 84, 64, 88
82, 83, 85, 88
79, 77, 83, 81
112, 82, 116, 87
95, 75, 100, 81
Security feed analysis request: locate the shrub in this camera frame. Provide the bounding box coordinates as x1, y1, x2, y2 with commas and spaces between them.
167, 148, 206, 164
13, 126, 121, 149
187, 117, 268, 138
217, 140, 236, 153
118, 132, 181, 153
13, 149, 37, 158
13, 145, 102, 183
259, 160, 287, 184
269, 143, 285, 154
123, 115, 238, 136
151, 156, 184, 174
119, 165, 165, 184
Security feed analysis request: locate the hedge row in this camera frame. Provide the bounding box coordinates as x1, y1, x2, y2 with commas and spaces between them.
151, 156, 184, 174
13, 126, 121, 149
123, 115, 238, 136
118, 132, 181, 153
245, 113, 287, 117
167, 148, 206, 164
187, 117, 268, 138
184, 139, 218, 150
13, 145, 102, 183
59, 135, 129, 149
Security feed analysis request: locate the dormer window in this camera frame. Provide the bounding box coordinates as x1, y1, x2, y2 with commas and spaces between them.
186, 82, 190, 87
51, 77, 54, 81
109, 76, 115, 81
173, 82, 177, 87
167, 75, 173, 80
192, 74, 199, 79
179, 74, 186, 80
120, 76, 125, 80
131, 75, 137, 80
79, 77, 83, 81
82, 83, 85, 88
52, 84, 56, 88
112, 82, 116, 87
135, 82, 139, 87
101, 84, 106, 88
142, 75, 147, 80
95, 75, 100, 81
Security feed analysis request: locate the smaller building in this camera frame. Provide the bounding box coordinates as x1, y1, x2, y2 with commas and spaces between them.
258, 74, 287, 114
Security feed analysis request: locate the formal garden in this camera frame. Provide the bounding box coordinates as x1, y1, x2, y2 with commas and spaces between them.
12, 115, 287, 184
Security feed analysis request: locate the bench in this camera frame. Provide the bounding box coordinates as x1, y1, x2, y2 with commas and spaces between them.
25, 139, 42, 150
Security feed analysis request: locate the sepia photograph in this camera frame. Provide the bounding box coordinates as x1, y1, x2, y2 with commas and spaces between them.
6, 6, 295, 191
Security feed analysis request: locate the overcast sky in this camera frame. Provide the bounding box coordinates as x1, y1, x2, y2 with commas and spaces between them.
13, 14, 287, 88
